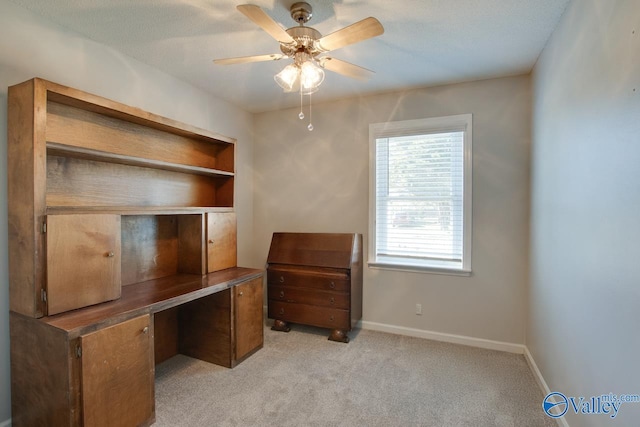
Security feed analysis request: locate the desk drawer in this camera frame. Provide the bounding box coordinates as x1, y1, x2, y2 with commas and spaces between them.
268, 301, 350, 330
267, 269, 349, 292
268, 285, 349, 309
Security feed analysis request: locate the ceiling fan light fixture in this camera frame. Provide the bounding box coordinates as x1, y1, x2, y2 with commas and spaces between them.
299, 59, 324, 95
274, 63, 300, 92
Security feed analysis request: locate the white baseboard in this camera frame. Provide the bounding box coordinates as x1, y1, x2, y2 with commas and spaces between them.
524, 347, 552, 396
0, 418, 11, 427
524, 348, 570, 427
360, 320, 526, 354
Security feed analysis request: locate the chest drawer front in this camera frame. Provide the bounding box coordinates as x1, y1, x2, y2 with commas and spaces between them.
267, 269, 349, 292
268, 301, 350, 330
268, 285, 350, 309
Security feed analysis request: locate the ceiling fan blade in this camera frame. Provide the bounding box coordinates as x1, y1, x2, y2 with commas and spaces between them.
237, 4, 295, 44
320, 57, 374, 81
213, 53, 285, 65
316, 17, 384, 52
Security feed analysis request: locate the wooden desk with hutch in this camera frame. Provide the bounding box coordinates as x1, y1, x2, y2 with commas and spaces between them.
7, 78, 263, 426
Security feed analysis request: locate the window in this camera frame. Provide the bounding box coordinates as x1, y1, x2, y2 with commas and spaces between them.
369, 114, 472, 274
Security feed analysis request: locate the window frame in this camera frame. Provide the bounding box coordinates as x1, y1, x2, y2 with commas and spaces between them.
368, 114, 473, 275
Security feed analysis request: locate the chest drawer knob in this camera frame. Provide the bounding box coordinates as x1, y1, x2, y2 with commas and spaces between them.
279, 308, 285, 315
329, 281, 335, 289
329, 297, 335, 305
279, 290, 285, 298
279, 276, 285, 283
106, 251, 115, 258
329, 315, 334, 322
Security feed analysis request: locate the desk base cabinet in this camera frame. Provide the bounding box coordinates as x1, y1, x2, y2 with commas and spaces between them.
178, 277, 264, 368
10, 313, 155, 427
80, 315, 154, 427
234, 277, 265, 361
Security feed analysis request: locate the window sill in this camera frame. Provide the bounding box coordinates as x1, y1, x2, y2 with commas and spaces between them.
368, 262, 472, 277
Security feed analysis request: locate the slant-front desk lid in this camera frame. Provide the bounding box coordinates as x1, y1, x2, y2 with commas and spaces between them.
267, 232, 358, 269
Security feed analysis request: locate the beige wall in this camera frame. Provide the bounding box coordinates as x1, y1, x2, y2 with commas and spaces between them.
530, 0, 640, 425
0, 2, 255, 422
254, 75, 531, 345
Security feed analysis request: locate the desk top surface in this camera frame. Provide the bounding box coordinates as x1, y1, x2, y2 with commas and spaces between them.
40, 267, 263, 337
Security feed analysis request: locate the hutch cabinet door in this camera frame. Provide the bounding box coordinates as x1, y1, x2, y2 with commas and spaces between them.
234, 277, 263, 361
207, 212, 237, 272
80, 314, 154, 427
46, 214, 121, 315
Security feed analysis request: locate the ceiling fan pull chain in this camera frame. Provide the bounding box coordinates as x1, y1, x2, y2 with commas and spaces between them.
299, 89, 305, 120
307, 94, 314, 131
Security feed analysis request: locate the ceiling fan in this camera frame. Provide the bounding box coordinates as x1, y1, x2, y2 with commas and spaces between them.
214, 2, 384, 93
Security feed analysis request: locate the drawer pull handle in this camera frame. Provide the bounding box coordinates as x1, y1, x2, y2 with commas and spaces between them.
279, 308, 284, 315
329, 315, 334, 322
329, 281, 335, 289
279, 276, 284, 283
279, 291, 285, 298
330, 297, 335, 305
142, 326, 149, 334
107, 251, 115, 258
208, 239, 214, 244
239, 291, 243, 296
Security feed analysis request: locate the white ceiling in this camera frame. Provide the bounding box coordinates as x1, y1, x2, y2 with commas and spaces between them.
9, 0, 570, 113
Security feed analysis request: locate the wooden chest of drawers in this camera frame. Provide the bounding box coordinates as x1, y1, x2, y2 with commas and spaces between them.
266, 233, 363, 342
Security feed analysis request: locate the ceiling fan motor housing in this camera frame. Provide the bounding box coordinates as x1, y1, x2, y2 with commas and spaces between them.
281, 26, 322, 56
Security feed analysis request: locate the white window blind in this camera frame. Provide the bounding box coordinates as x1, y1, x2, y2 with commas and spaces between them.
369, 115, 472, 273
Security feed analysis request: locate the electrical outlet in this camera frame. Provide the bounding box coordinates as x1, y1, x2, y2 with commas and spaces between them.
415, 303, 422, 315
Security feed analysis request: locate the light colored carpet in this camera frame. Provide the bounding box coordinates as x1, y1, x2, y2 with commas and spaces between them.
155, 324, 555, 427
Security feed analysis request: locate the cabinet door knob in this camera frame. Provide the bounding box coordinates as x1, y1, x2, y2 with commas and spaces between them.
279, 308, 284, 315
208, 239, 214, 244
142, 326, 149, 334
329, 315, 334, 322
107, 251, 115, 258
279, 290, 285, 298
329, 281, 335, 289
239, 291, 243, 296
279, 276, 284, 283
330, 297, 335, 305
